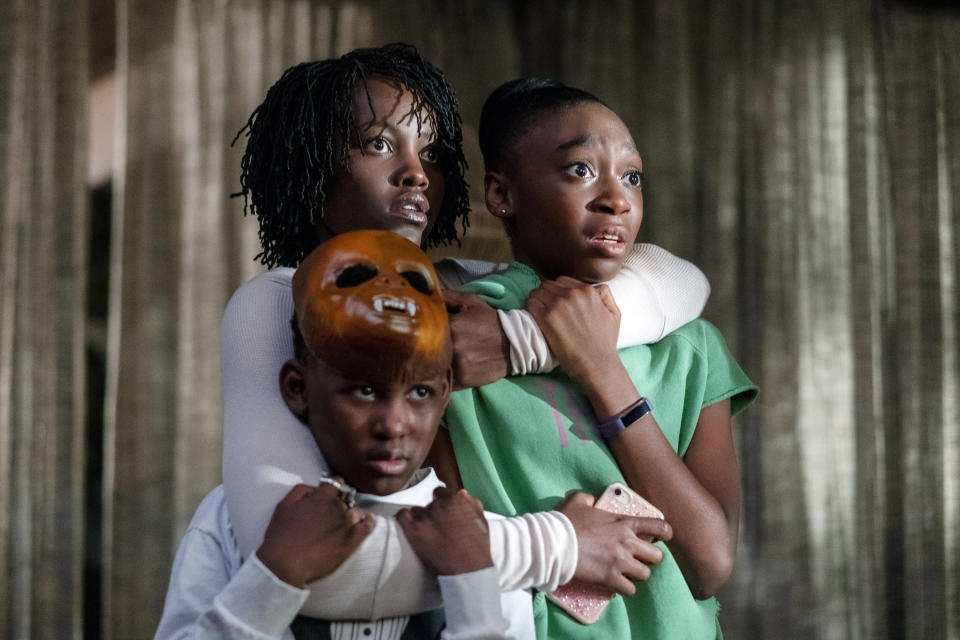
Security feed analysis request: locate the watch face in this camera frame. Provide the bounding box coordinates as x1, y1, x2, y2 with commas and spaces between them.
597, 398, 651, 439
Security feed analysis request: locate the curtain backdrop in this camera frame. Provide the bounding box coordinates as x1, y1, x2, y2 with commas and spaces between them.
0, 1, 89, 639
1, 1, 957, 638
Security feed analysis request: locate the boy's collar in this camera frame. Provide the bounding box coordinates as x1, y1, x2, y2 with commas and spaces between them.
353, 468, 443, 516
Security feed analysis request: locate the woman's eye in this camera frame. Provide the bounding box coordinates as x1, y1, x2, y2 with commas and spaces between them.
363, 137, 389, 153
420, 147, 440, 163
566, 162, 594, 179
624, 170, 644, 188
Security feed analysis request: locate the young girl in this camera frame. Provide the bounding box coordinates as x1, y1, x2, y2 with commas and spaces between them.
437, 78, 758, 638
223, 45, 712, 618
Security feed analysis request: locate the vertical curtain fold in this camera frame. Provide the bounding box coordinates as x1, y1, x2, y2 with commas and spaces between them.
105, 2, 338, 635
0, 1, 89, 639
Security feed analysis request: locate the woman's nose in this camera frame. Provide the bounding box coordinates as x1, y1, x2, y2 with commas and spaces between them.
394, 152, 429, 189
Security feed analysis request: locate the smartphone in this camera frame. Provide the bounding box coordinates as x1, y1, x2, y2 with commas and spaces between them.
546, 482, 664, 624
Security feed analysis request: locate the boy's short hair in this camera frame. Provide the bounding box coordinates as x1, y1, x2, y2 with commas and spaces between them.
235, 43, 470, 269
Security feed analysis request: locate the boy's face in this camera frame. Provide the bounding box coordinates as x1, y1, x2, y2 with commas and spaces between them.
289, 357, 452, 496
320, 77, 446, 247
492, 102, 644, 283
305, 360, 451, 495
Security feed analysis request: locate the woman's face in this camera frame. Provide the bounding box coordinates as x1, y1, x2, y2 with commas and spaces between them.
319, 77, 446, 246
492, 102, 644, 283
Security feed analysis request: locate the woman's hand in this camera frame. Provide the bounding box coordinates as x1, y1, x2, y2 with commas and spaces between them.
557, 491, 672, 595
524, 277, 620, 384
444, 289, 510, 389
397, 487, 493, 575
257, 482, 374, 587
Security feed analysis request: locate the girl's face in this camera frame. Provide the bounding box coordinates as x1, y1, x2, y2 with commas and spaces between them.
489, 102, 644, 283
320, 78, 446, 246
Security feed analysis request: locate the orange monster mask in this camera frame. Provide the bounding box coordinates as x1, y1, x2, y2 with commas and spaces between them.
292, 230, 451, 380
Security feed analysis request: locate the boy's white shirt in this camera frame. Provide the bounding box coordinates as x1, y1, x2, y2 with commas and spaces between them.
154, 472, 538, 640
220, 243, 709, 618
298, 469, 576, 619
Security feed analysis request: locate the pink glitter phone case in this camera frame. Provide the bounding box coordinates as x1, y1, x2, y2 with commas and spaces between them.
546, 482, 665, 624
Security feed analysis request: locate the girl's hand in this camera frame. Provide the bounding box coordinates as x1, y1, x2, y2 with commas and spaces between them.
397, 487, 493, 575
557, 491, 672, 595
257, 482, 374, 587
444, 289, 510, 389
524, 277, 621, 384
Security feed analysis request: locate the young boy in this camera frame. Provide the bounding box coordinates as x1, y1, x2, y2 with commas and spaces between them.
156, 230, 665, 639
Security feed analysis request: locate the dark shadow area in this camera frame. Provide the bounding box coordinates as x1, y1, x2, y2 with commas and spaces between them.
84, 182, 111, 640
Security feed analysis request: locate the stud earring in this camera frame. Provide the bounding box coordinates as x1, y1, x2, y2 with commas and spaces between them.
500, 209, 507, 215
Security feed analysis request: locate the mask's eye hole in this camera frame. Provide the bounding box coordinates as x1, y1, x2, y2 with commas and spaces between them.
400, 270, 432, 295
336, 264, 378, 288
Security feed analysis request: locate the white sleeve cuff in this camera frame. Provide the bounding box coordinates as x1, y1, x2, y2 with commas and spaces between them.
438, 567, 509, 639
498, 309, 557, 375
215, 554, 309, 637
487, 511, 578, 593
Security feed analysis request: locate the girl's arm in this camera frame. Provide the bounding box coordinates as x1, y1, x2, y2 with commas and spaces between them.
526, 278, 738, 598
446, 244, 709, 386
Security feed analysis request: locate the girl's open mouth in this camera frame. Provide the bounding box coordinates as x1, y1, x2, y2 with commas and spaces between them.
587, 228, 628, 255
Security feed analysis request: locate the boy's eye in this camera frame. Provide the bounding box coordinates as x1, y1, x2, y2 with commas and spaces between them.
352, 386, 376, 399
566, 162, 594, 179
624, 170, 644, 188
410, 386, 433, 399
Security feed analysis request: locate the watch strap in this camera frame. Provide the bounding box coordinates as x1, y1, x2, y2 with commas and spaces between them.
596, 397, 653, 439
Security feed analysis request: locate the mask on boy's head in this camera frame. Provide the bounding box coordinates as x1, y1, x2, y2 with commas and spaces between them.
292, 230, 451, 381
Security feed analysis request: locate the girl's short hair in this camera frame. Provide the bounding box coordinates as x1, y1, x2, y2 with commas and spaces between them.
478, 77, 604, 173
234, 43, 469, 269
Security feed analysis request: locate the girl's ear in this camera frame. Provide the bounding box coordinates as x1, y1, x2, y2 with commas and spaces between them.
278, 359, 309, 423
484, 172, 513, 221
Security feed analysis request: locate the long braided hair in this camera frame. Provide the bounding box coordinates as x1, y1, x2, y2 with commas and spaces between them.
233, 43, 470, 269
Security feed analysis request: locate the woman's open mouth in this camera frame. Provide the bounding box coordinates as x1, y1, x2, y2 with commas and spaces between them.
389, 193, 429, 226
